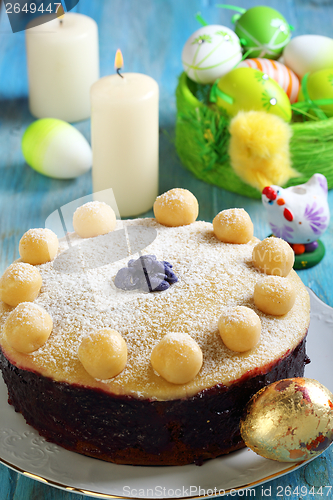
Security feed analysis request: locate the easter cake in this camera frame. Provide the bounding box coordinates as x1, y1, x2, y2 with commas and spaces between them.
0, 190, 310, 465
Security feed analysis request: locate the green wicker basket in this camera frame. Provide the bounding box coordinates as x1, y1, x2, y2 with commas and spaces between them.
175, 72, 333, 199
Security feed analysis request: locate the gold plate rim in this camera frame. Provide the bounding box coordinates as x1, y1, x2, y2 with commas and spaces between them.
0, 454, 310, 499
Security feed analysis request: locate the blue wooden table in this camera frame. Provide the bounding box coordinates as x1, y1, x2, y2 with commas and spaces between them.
1, 0, 333, 498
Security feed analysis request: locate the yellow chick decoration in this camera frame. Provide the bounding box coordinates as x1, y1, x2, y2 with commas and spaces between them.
228, 111, 299, 191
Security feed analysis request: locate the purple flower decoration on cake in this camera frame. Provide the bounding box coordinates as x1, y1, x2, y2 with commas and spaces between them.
304, 202, 328, 235
270, 223, 294, 241
114, 255, 178, 293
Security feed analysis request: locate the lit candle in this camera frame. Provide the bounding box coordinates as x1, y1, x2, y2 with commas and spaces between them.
26, 12, 99, 122
90, 50, 159, 217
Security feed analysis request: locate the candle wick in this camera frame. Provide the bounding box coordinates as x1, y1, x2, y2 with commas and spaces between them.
59, 19, 63, 25
117, 68, 124, 79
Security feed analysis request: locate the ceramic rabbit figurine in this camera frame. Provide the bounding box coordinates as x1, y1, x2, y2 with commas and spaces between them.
262, 174, 330, 255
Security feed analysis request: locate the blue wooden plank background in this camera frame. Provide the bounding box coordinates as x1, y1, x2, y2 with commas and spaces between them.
0, 0, 333, 499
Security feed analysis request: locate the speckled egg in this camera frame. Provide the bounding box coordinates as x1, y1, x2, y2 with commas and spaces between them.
234, 6, 291, 59
215, 67, 292, 122
22, 118, 92, 179
297, 68, 333, 118
240, 378, 333, 462
182, 25, 242, 84
283, 35, 333, 78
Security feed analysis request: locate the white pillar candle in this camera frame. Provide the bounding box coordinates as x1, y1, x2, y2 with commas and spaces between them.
26, 13, 99, 122
91, 72, 159, 217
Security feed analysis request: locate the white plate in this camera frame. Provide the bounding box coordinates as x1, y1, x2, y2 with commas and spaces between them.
0, 288, 332, 499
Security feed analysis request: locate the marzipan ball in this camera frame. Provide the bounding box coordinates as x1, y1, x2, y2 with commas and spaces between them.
254, 276, 296, 316
0, 262, 42, 307
78, 329, 127, 379
19, 228, 59, 265
153, 188, 199, 227
218, 306, 261, 352
213, 208, 253, 244
4, 302, 53, 353
73, 201, 117, 238
151, 332, 203, 384
252, 237, 294, 277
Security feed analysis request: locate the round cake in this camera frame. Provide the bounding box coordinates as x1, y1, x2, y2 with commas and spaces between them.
0, 195, 310, 466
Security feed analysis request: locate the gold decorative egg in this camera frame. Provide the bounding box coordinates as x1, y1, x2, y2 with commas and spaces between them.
240, 378, 333, 462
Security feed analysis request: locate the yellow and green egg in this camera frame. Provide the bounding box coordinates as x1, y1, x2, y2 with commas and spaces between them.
214, 67, 292, 122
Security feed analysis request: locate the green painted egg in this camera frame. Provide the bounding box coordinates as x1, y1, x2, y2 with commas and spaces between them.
235, 6, 291, 59
298, 69, 333, 118
22, 118, 92, 179
216, 67, 292, 122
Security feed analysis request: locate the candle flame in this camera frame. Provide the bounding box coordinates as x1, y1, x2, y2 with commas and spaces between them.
57, 5, 65, 20
114, 49, 124, 70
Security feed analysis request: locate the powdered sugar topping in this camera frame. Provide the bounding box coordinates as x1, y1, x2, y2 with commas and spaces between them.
0, 219, 310, 401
